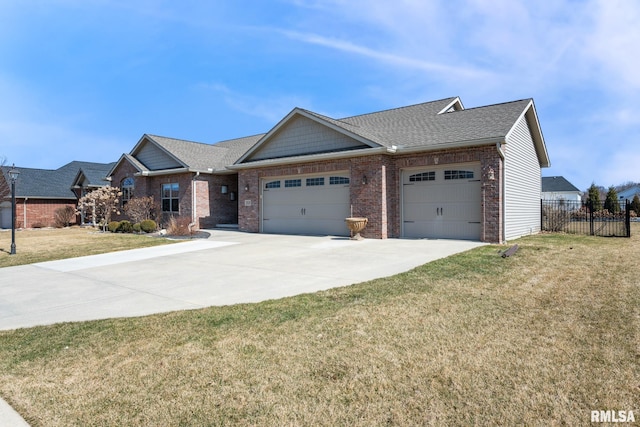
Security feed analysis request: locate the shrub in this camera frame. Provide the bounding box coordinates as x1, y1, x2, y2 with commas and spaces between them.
140, 219, 157, 233
133, 223, 141, 233
108, 221, 120, 233
54, 206, 76, 228
166, 216, 194, 236
117, 220, 134, 233
124, 196, 157, 224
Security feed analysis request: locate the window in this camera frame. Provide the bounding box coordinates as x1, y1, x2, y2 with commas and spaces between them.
306, 177, 324, 186
444, 170, 474, 180
409, 172, 435, 182
162, 183, 179, 212
265, 180, 281, 189
284, 179, 301, 188
330, 176, 350, 185
121, 177, 134, 207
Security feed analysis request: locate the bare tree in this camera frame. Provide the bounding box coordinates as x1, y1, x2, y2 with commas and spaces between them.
0, 157, 10, 200
123, 196, 156, 223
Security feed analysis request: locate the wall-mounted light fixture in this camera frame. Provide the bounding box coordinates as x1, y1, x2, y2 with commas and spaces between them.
486, 166, 496, 181
244, 184, 249, 192
433, 157, 439, 165
362, 175, 368, 185
221, 185, 228, 194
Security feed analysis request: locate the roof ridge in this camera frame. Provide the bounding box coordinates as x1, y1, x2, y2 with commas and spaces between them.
146, 134, 213, 147
446, 98, 532, 113
337, 97, 459, 120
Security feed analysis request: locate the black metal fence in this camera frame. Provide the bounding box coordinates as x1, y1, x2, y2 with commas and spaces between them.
541, 199, 632, 237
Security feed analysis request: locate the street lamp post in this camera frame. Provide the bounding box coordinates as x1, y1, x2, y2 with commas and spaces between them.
9, 164, 19, 255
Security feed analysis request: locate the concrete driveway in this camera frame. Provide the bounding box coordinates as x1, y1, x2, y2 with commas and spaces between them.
0, 230, 485, 331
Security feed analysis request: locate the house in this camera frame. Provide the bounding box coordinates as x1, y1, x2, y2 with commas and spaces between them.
109, 97, 550, 243
618, 184, 640, 202
541, 176, 581, 202
0, 161, 114, 228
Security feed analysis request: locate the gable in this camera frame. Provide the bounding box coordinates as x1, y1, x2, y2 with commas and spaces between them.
244, 115, 370, 162
135, 139, 183, 171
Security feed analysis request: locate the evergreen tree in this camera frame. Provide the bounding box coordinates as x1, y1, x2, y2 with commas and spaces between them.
631, 194, 640, 214
603, 186, 620, 213
586, 183, 602, 211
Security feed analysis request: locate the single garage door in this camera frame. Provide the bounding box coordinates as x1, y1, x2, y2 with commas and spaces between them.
261, 173, 351, 236
0, 202, 11, 229
402, 164, 481, 240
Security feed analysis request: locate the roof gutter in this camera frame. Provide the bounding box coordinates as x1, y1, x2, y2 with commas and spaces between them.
134, 167, 218, 177
393, 137, 505, 156
226, 146, 390, 170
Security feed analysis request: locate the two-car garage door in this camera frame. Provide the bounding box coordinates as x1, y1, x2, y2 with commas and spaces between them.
260, 164, 482, 240
261, 173, 351, 236
402, 164, 482, 240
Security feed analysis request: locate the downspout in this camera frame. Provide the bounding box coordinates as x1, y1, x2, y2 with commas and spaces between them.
189, 172, 200, 233
496, 142, 506, 243
23, 197, 28, 229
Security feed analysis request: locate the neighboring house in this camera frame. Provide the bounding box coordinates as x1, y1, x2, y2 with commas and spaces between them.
0, 161, 114, 228
110, 96, 550, 243
618, 185, 640, 202
541, 176, 581, 202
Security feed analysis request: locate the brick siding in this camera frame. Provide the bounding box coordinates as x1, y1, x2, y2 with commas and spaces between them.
110, 159, 239, 229
14, 199, 78, 228
238, 146, 504, 242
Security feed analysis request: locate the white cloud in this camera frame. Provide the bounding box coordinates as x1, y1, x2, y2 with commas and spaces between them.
200, 83, 312, 123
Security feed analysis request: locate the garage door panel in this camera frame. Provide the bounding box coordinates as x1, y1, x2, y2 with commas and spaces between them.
402, 164, 481, 240
262, 173, 350, 236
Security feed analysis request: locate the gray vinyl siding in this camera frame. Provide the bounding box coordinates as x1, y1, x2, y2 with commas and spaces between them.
136, 142, 182, 170
248, 116, 367, 161
504, 113, 542, 240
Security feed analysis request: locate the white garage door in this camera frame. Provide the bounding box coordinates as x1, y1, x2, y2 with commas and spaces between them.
261, 173, 351, 236
402, 164, 482, 240
0, 202, 11, 229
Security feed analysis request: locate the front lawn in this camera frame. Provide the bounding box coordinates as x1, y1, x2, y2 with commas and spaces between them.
0, 226, 638, 425
0, 227, 176, 268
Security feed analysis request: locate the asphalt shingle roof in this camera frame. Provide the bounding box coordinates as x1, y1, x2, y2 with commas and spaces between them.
542, 176, 580, 193
132, 96, 541, 171
338, 98, 532, 149
2, 161, 115, 199
143, 134, 264, 171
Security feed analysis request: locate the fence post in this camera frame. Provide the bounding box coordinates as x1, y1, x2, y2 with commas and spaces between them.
587, 200, 595, 236
626, 199, 631, 238
540, 199, 543, 231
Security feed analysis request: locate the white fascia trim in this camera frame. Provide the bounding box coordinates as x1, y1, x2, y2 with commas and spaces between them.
135, 168, 191, 177
437, 97, 464, 114
504, 100, 550, 168
394, 137, 504, 155
235, 108, 380, 164
227, 146, 390, 170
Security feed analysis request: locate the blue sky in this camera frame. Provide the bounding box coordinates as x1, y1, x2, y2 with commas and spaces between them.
1, 0, 639, 191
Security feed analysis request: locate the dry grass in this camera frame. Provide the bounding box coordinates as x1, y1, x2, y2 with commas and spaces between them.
0, 227, 176, 268
0, 225, 638, 426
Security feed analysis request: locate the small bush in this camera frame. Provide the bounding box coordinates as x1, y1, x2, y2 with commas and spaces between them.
54, 206, 76, 228
117, 220, 134, 233
140, 219, 157, 233
107, 221, 120, 233
133, 223, 142, 233
166, 216, 194, 236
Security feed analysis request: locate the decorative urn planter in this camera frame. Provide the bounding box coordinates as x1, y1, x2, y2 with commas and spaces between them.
345, 217, 368, 240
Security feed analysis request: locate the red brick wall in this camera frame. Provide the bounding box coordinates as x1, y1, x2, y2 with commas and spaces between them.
109, 159, 238, 229
238, 146, 504, 242
14, 199, 78, 228
394, 145, 503, 242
